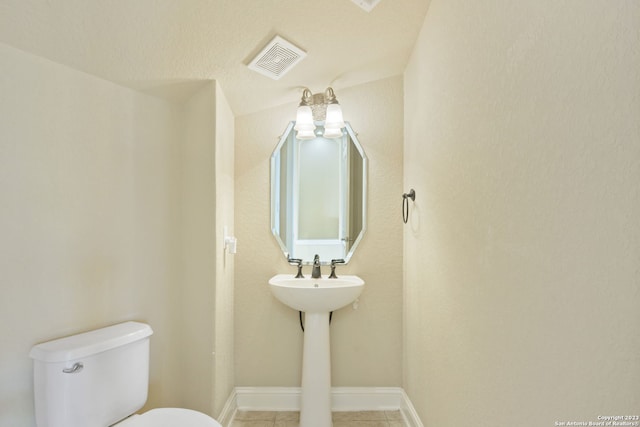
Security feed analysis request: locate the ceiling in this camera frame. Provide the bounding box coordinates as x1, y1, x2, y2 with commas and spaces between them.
0, 0, 430, 117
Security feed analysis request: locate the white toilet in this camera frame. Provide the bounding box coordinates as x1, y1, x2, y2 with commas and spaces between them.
29, 321, 222, 427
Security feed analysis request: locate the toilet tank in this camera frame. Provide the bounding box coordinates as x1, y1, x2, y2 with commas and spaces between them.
29, 321, 154, 427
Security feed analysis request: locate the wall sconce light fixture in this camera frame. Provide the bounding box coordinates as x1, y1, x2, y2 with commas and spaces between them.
294, 87, 346, 140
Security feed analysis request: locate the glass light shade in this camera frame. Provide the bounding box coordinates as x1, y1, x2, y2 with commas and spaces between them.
294, 122, 315, 132
296, 129, 316, 140
324, 103, 345, 129
323, 125, 343, 139
294, 105, 315, 131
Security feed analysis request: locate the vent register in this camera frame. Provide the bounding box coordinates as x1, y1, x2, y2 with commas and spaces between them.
248, 35, 307, 80
247, 2, 381, 79
350, 0, 382, 12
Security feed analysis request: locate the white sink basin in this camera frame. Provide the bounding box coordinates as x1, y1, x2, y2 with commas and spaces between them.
268, 274, 364, 313
268, 273, 365, 426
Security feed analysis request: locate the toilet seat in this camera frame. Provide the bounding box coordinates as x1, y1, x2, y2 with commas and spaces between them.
114, 408, 222, 427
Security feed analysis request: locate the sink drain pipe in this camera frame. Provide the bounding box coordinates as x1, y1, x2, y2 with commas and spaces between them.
299, 311, 332, 332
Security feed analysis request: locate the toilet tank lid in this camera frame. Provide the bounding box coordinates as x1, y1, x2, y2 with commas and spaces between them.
29, 321, 153, 363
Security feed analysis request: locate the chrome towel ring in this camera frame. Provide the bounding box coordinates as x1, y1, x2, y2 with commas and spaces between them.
402, 189, 416, 224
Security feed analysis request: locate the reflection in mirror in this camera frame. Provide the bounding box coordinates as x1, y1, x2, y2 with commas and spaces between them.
271, 122, 367, 264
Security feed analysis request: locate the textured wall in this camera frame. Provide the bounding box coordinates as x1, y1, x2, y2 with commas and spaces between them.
180, 81, 235, 417
0, 43, 183, 426
235, 76, 404, 387
0, 44, 235, 426
213, 81, 236, 416
179, 83, 217, 414
404, 1, 640, 425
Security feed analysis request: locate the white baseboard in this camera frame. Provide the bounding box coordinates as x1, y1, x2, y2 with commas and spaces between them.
397, 388, 424, 427
218, 386, 423, 427
216, 389, 237, 427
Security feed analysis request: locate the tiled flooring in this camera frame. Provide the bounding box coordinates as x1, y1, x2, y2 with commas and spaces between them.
231, 410, 405, 426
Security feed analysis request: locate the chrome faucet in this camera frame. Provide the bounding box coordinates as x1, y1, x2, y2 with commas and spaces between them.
329, 259, 345, 278
288, 257, 304, 278
311, 254, 321, 278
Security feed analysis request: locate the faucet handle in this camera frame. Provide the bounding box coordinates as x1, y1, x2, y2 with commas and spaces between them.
329, 259, 345, 279
288, 257, 304, 278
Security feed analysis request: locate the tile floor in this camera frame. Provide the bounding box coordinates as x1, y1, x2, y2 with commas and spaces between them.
231, 410, 405, 426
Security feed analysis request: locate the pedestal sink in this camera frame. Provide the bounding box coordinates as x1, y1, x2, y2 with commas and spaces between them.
268, 274, 365, 427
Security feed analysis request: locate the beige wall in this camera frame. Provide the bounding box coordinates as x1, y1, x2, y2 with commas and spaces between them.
179, 83, 217, 413
235, 76, 404, 387
213, 81, 235, 416
0, 43, 182, 426
0, 43, 235, 426
179, 81, 235, 417
403, 1, 640, 425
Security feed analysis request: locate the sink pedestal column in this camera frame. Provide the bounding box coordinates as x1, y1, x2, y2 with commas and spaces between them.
300, 312, 332, 427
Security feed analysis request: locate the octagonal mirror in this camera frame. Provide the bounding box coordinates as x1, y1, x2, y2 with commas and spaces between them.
270, 122, 367, 264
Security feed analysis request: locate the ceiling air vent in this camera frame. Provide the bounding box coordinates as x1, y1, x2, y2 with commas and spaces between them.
350, 0, 382, 12
248, 35, 307, 80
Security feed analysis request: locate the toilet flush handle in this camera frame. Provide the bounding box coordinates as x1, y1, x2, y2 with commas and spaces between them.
62, 362, 84, 374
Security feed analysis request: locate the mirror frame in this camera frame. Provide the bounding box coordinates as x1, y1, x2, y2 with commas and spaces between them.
270, 121, 368, 265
